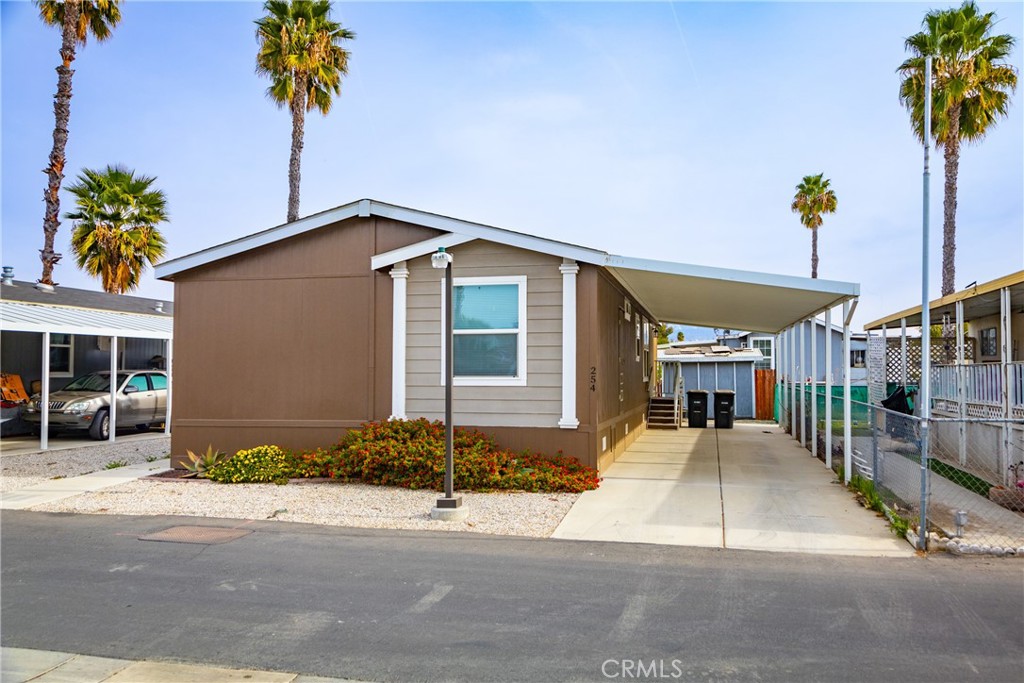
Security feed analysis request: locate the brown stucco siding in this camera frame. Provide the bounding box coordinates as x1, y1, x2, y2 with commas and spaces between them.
168, 216, 439, 461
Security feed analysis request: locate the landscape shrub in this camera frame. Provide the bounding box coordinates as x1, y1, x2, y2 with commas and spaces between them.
207, 445, 290, 484
324, 418, 600, 493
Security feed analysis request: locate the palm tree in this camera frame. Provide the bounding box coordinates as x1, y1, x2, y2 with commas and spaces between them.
255, 0, 354, 223
790, 174, 838, 279
36, 0, 122, 286
898, 1, 1017, 297
65, 165, 169, 294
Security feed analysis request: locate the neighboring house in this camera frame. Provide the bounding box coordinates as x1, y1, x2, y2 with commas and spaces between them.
658, 345, 761, 419
717, 328, 868, 383
864, 270, 1024, 485
0, 272, 173, 438
154, 199, 858, 471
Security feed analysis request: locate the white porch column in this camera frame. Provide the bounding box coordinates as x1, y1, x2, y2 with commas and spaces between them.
776, 333, 783, 427
843, 301, 853, 483
825, 308, 833, 469
956, 300, 966, 466
108, 335, 118, 443
390, 262, 410, 420
558, 260, 580, 429
810, 317, 818, 458
1001, 286, 1011, 482
164, 339, 173, 435
40, 331, 51, 451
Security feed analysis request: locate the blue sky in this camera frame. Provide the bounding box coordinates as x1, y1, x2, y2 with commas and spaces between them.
3, 1, 1022, 335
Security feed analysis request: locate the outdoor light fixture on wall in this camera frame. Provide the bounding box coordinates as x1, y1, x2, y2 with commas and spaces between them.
430, 247, 467, 521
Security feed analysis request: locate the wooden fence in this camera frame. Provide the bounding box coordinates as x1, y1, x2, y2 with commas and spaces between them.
755, 369, 776, 420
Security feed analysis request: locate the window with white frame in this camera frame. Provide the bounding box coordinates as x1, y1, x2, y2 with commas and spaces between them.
642, 319, 651, 381
442, 276, 527, 386
980, 327, 997, 357
49, 333, 73, 376
752, 337, 773, 370
635, 317, 641, 361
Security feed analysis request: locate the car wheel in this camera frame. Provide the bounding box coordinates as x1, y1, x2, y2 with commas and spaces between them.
136, 424, 150, 432
89, 409, 110, 440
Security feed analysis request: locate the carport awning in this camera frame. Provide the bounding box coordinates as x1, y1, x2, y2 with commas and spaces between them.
603, 256, 858, 334
0, 301, 173, 340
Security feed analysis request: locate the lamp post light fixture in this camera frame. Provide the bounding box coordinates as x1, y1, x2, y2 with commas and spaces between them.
430, 247, 467, 521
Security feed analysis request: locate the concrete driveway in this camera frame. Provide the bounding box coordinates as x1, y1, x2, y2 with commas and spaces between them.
553, 423, 914, 557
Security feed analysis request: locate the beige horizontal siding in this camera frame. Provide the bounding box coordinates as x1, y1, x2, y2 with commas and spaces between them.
405, 240, 563, 428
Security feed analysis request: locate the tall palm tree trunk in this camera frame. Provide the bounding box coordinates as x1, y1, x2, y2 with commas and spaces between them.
40, 0, 81, 285
811, 225, 819, 279
941, 103, 961, 298
287, 75, 308, 223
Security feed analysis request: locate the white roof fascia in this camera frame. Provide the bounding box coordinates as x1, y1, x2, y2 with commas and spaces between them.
367, 202, 608, 266
370, 234, 478, 271
656, 353, 761, 364
155, 203, 363, 279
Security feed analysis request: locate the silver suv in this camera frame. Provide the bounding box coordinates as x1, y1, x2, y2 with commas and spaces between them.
23, 370, 168, 440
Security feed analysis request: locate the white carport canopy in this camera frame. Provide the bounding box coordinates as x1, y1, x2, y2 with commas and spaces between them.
0, 301, 173, 450
603, 256, 858, 333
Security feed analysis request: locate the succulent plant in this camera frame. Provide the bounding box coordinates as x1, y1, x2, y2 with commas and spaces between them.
182, 445, 228, 478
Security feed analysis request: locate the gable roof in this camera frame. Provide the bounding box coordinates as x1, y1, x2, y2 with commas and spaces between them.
2, 280, 173, 316
155, 199, 859, 334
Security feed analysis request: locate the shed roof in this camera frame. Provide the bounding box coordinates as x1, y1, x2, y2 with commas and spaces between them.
0, 283, 172, 340
155, 199, 859, 334
864, 271, 1024, 330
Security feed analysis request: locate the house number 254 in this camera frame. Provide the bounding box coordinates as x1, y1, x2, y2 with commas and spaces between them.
589, 367, 597, 392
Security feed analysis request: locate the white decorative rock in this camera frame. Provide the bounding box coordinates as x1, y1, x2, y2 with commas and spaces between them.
992, 547, 1006, 558
946, 542, 960, 554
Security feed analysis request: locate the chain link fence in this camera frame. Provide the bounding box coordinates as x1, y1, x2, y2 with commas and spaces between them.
783, 385, 1023, 555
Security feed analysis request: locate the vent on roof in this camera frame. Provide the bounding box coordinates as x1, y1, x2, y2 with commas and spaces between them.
1, 266, 13, 286
154, 301, 164, 313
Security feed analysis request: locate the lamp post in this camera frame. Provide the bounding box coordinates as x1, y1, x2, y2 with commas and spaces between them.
431, 247, 467, 521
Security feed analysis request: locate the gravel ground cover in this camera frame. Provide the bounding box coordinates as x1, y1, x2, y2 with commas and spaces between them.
0, 437, 170, 493
33, 478, 580, 537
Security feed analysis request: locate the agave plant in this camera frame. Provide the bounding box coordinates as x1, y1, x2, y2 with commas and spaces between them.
182, 445, 228, 479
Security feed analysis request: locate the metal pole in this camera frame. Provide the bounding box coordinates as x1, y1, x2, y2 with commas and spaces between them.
444, 261, 454, 500
1001, 287, 1011, 484
843, 301, 852, 484
40, 331, 50, 451
799, 319, 806, 449
956, 300, 965, 466
164, 339, 173, 436
790, 325, 797, 438
918, 54, 933, 551
109, 335, 118, 443
825, 308, 833, 469
811, 317, 817, 457
900, 318, 908, 389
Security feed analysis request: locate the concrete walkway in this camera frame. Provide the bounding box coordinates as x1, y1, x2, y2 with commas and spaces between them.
0, 431, 168, 457
553, 424, 914, 557
0, 459, 171, 510
1, 647, 362, 683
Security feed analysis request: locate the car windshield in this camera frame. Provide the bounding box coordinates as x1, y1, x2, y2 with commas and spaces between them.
61, 373, 130, 392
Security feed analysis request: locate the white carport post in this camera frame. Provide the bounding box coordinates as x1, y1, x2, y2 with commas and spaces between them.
776, 332, 783, 428
900, 318, 908, 388
40, 331, 51, 451
164, 339, 173, 435
810, 316, 817, 458
108, 335, 118, 443
843, 299, 857, 483
1001, 286, 1011, 483
799, 319, 806, 448
789, 325, 797, 439
825, 307, 833, 469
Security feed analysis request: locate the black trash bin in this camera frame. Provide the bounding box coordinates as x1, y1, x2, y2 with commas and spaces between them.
687, 390, 709, 428
714, 390, 735, 429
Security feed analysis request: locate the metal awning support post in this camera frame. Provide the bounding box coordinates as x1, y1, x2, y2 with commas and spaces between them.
40, 332, 51, 451
108, 335, 118, 443
955, 300, 966, 466
776, 332, 783, 427
825, 308, 833, 469
810, 316, 818, 458
900, 318, 908, 388
800, 320, 808, 448
788, 325, 795, 438
1001, 286, 1011, 484
843, 299, 856, 484
164, 339, 173, 435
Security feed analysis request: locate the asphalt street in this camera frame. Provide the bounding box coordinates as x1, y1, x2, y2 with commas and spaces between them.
1, 511, 1022, 682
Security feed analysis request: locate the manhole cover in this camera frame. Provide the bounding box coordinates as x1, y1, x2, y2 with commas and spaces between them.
139, 526, 252, 545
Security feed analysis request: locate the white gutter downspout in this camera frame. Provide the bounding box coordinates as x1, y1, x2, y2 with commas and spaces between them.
558, 260, 580, 429
40, 332, 50, 451
825, 307, 833, 469
790, 325, 797, 439
165, 339, 173, 435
